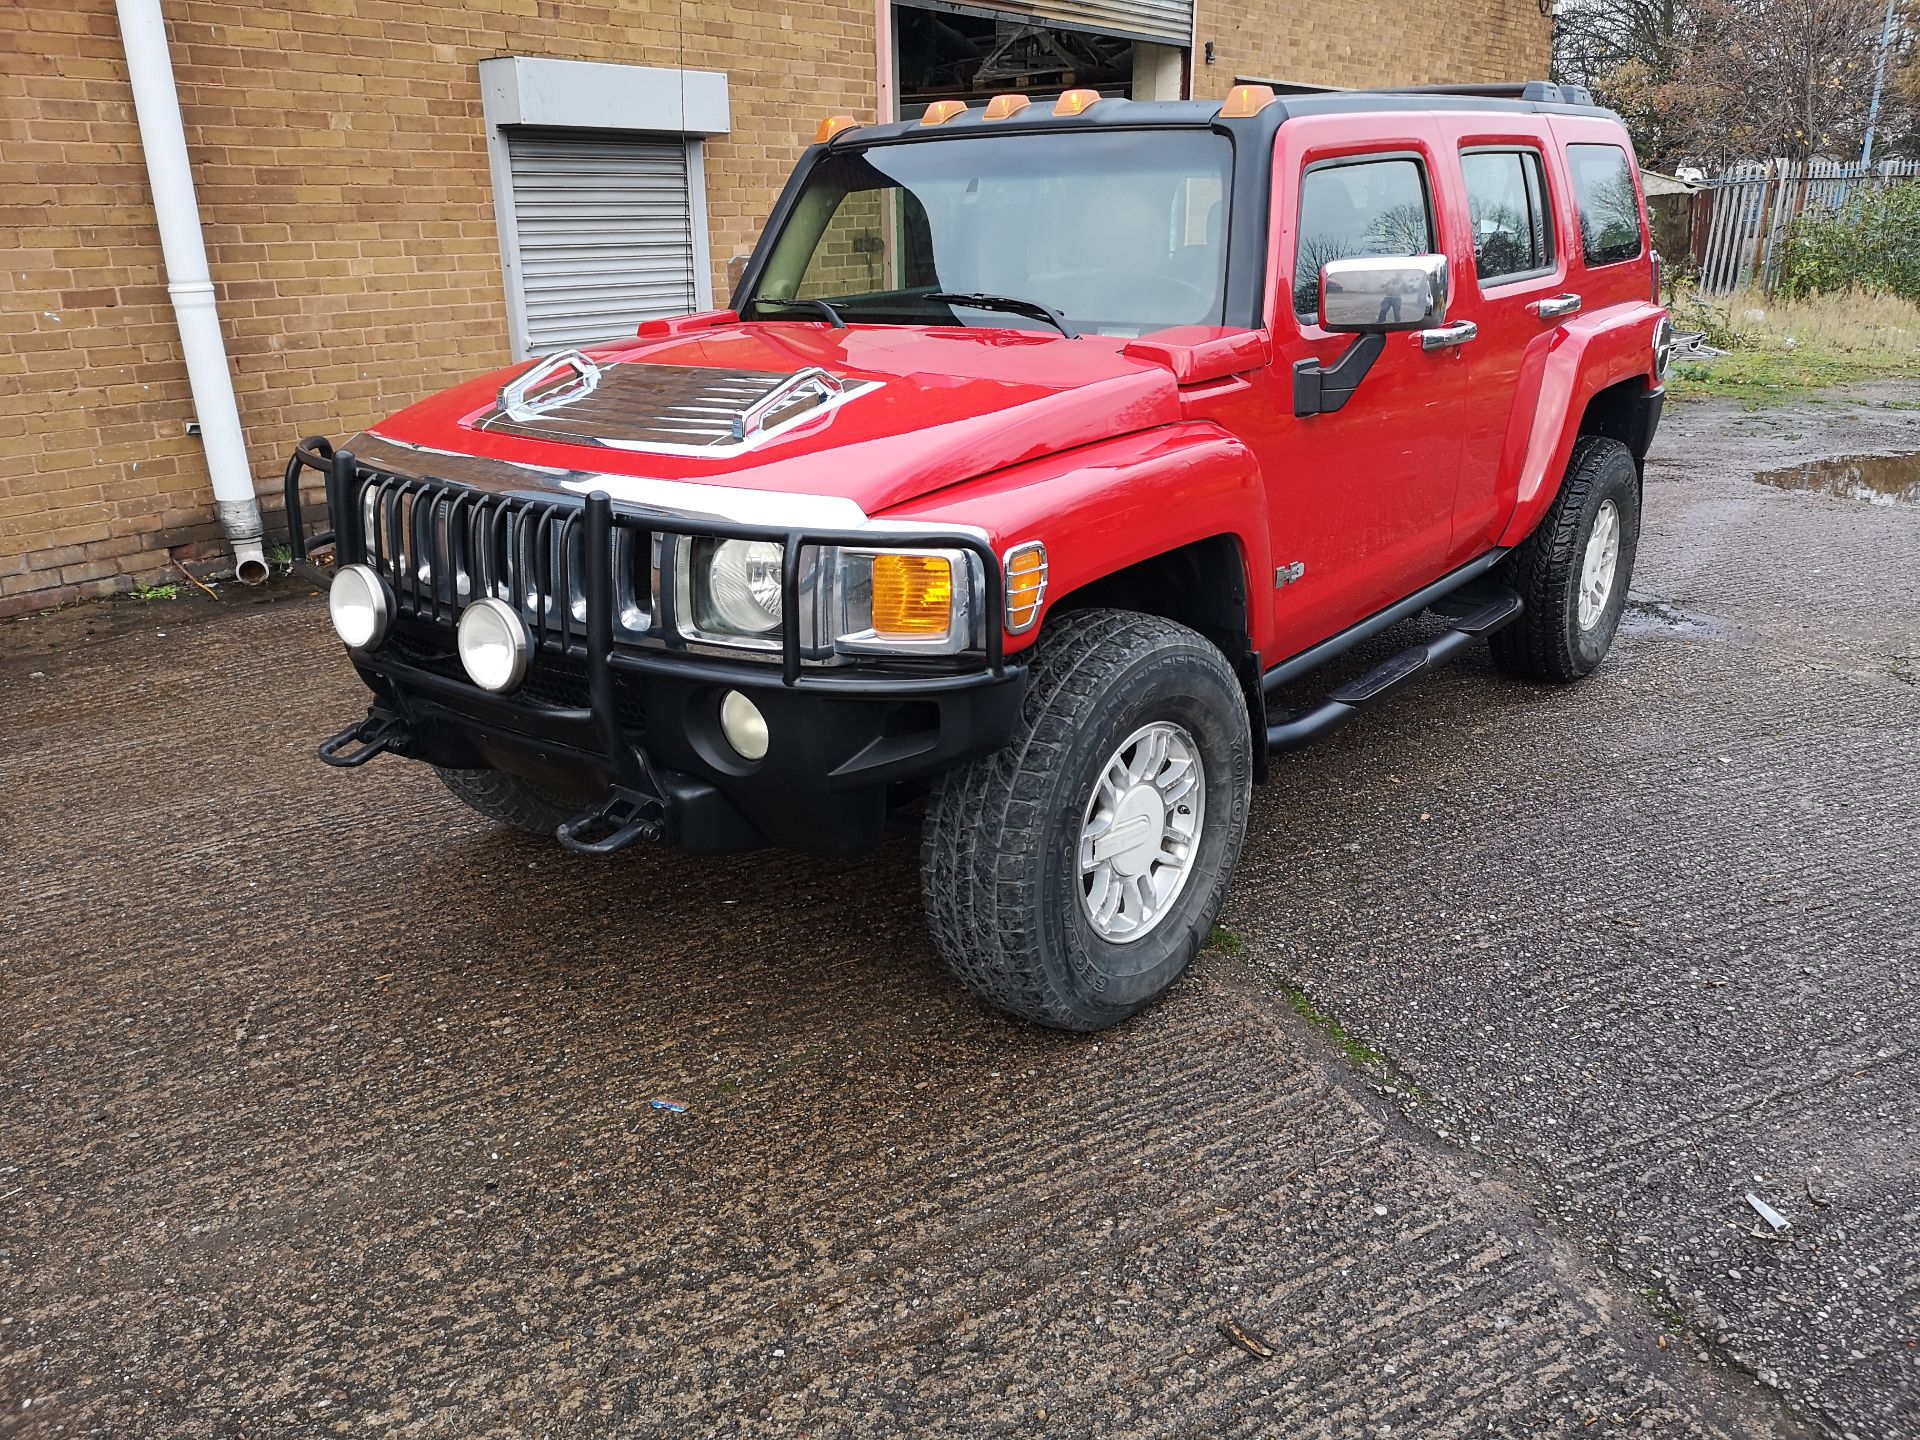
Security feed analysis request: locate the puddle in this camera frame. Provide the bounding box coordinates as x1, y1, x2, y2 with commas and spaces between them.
1752, 452, 1920, 505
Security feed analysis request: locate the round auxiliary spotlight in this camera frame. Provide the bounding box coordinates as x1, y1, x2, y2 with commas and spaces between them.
328, 563, 390, 650
457, 597, 531, 694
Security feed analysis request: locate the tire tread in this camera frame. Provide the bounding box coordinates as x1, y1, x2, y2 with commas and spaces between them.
922, 608, 1248, 1029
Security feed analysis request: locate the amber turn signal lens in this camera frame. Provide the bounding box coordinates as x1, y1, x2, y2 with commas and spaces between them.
815, 114, 860, 143
871, 554, 955, 637
1053, 88, 1102, 116
1219, 84, 1277, 119
1003, 542, 1047, 634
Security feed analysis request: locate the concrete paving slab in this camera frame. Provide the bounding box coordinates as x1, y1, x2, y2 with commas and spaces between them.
5, 387, 1911, 1437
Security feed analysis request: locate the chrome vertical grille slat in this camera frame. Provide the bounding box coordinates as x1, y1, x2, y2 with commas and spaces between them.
355, 472, 649, 647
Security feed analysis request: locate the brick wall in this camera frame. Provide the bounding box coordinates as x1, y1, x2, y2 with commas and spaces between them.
0, 0, 1547, 618
0, 0, 877, 616
1191, 0, 1552, 99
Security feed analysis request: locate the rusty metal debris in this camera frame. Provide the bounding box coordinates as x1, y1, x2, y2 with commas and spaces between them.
1216, 1317, 1276, 1360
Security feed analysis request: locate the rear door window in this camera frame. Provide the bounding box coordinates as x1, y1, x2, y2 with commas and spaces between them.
1460, 149, 1553, 284
1293, 156, 1435, 322
1566, 143, 1642, 267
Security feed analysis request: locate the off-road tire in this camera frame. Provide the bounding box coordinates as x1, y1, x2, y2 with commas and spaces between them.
1490, 435, 1641, 682
921, 608, 1253, 1032
435, 766, 585, 837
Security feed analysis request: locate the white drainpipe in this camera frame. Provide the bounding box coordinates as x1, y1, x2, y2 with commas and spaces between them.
114, 0, 269, 584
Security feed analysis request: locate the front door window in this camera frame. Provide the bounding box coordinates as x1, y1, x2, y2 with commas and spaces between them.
1293, 157, 1434, 324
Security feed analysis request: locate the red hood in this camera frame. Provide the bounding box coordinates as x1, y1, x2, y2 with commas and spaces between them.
363, 318, 1195, 516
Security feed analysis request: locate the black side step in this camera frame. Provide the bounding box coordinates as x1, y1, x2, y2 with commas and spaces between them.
318, 714, 409, 768
1266, 589, 1523, 754
556, 786, 672, 856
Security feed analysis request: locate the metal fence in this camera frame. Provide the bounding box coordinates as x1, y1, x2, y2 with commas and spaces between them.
1691, 158, 1920, 294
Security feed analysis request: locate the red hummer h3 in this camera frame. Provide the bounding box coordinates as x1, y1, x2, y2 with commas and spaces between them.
290, 81, 1671, 1031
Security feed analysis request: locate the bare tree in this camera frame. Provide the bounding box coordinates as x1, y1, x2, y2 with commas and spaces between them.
1674, 0, 1899, 164
1554, 0, 1912, 167
1553, 0, 1697, 161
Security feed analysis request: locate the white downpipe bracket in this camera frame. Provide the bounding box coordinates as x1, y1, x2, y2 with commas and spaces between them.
114, 0, 269, 584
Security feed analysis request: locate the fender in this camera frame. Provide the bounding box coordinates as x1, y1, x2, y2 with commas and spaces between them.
875, 422, 1272, 656
1495, 300, 1664, 548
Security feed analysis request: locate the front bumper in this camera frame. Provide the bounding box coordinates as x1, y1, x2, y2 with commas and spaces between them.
287, 438, 1026, 854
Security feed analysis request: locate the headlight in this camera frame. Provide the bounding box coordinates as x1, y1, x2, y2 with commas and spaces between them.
675, 539, 976, 656
1653, 314, 1675, 380
457, 597, 531, 693
694, 538, 784, 638
328, 563, 389, 650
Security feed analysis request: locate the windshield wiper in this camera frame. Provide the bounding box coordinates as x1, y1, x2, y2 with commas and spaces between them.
925, 291, 1079, 339
749, 296, 847, 329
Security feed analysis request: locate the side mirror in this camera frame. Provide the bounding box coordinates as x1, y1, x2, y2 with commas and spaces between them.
1319, 254, 1449, 333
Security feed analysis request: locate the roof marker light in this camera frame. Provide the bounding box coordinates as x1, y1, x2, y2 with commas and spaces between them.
815, 114, 860, 143
1053, 88, 1102, 116
1219, 84, 1277, 119
920, 100, 969, 126
983, 93, 1031, 121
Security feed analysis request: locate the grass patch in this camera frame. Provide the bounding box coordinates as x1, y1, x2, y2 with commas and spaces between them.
1205, 926, 1426, 1099
131, 582, 180, 602
1638, 1281, 1685, 1330
1274, 981, 1392, 1072
1667, 287, 1920, 407
1206, 924, 1247, 957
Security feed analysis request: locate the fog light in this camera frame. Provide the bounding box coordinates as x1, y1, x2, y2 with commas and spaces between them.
457, 597, 530, 693
719, 689, 769, 761
328, 563, 389, 650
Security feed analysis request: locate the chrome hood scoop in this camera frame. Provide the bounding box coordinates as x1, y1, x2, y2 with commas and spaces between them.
470, 350, 881, 457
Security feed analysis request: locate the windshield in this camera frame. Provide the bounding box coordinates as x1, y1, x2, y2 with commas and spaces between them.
744, 129, 1232, 337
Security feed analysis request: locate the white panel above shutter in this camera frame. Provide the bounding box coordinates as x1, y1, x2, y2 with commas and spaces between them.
505, 131, 698, 355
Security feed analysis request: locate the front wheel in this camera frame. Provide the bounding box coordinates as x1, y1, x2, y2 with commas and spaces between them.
921, 608, 1253, 1031
1491, 435, 1642, 682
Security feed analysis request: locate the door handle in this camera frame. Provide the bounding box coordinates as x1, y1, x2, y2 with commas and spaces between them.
1530, 293, 1582, 320
1415, 320, 1478, 352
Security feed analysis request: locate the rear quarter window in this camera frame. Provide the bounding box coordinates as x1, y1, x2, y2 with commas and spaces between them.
1461, 149, 1553, 284
1566, 143, 1643, 267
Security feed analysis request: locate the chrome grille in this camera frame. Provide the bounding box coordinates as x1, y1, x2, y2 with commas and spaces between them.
356, 472, 650, 647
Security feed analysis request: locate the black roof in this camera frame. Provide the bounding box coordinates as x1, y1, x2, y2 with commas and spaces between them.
825, 82, 1616, 150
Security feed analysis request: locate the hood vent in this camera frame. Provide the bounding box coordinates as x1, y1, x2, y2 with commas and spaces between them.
474, 355, 879, 457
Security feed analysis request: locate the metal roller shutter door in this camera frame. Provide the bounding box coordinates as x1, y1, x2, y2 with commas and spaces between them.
903, 0, 1193, 48
505, 132, 699, 355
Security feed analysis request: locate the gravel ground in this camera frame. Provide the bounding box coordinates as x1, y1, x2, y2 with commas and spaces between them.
3, 386, 1915, 1438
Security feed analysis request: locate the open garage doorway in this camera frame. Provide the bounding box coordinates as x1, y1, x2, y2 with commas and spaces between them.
893, 2, 1187, 119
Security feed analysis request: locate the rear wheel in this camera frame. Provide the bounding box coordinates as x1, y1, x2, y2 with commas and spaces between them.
435, 766, 585, 837
1491, 435, 1641, 682
921, 608, 1253, 1031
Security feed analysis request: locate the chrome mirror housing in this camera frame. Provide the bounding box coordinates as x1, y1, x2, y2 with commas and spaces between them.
1318, 255, 1449, 333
